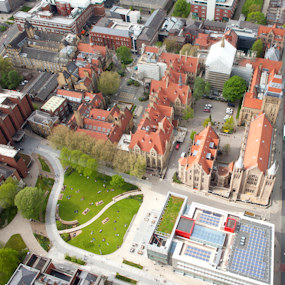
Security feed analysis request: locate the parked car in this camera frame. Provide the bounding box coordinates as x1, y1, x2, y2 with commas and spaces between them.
226, 108, 233, 115
224, 115, 230, 121
176, 142, 180, 150
205, 104, 212, 108
227, 102, 235, 107
204, 107, 211, 113
180, 152, 186, 158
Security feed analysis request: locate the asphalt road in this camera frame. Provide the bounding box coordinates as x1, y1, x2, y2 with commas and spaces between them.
0, 24, 19, 55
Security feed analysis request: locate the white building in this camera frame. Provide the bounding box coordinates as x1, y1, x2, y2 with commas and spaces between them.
205, 37, 237, 91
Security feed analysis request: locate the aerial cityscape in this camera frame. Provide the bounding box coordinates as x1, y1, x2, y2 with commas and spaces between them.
0, 0, 283, 284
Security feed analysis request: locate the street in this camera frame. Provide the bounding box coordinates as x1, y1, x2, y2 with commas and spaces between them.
0, 24, 19, 55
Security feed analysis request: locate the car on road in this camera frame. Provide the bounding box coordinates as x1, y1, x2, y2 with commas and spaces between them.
203, 107, 211, 113
176, 142, 180, 150
205, 104, 212, 108
224, 115, 231, 121
227, 102, 235, 107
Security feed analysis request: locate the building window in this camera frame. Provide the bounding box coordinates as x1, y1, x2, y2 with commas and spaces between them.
247, 175, 258, 185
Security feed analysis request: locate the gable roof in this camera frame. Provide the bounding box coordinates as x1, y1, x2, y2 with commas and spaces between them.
258, 25, 285, 38
56, 89, 83, 100
179, 126, 219, 174
205, 38, 237, 74
243, 113, 273, 173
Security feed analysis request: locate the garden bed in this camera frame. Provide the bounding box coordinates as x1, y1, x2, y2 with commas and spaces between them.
38, 156, 51, 172
33, 234, 51, 252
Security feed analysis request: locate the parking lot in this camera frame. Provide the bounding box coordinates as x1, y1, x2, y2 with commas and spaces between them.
164, 98, 244, 180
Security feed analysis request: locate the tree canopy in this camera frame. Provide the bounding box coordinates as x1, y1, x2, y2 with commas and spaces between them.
14, 187, 45, 220
203, 116, 213, 128
98, 71, 120, 95
172, 0, 191, 18
116, 46, 133, 65
193, 77, 211, 101
223, 116, 235, 131
251, 39, 264, 58
242, 0, 263, 17
190, 130, 196, 141
247, 11, 267, 24
163, 39, 180, 54
183, 106, 194, 120
110, 175, 125, 188
0, 248, 20, 285
180, 44, 198, 56
0, 178, 18, 209
130, 155, 146, 179
222, 76, 247, 102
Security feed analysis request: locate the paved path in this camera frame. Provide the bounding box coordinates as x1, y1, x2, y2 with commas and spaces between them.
58, 190, 142, 234
0, 213, 46, 256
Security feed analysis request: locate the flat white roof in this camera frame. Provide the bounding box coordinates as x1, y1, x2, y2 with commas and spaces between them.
41, 96, 66, 113
0, 144, 18, 158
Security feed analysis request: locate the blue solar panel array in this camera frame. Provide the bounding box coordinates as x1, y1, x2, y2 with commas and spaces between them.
191, 225, 226, 248
230, 224, 268, 281
185, 245, 211, 262
199, 212, 221, 227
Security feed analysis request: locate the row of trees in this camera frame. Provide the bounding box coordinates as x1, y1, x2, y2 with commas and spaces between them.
48, 126, 146, 178
242, 0, 266, 24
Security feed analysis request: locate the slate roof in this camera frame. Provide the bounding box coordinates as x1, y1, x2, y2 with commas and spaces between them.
7, 264, 38, 285
8, 31, 27, 49
90, 25, 130, 37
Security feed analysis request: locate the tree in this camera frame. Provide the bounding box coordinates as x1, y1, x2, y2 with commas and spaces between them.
247, 12, 267, 24
70, 150, 82, 169
116, 46, 133, 65
203, 116, 213, 128
84, 158, 97, 177
113, 150, 132, 173
0, 182, 18, 209
190, 130, 196, 141
193, 77, 210, 101
172, 0, 191, 18
98, 71, 120, 95
155, 41, 162, 47
48, 125, 71, 149
60, 147, 71, 167
163, 39, 180, 54
222, 76, 247, 102
130, 155, 146, 178
248, 4, 261, 13
14, 187, 45, 220
110, 175, 125, 188
251, 39, 264, 58
223, 116, 235, 131
183, 106, 194, 120
7, 70, 22, 89
180, 44, 198, 56
0, 248, 20, 285
0, 56, 13, 77
283, 24, 285, 28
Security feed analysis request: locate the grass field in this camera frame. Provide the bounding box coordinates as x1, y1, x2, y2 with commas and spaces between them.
58, 171, 137, 224
38, 156, 51, 172
0, 206, 17, 229
68, 196, 142, 255
157, 196, 184, 234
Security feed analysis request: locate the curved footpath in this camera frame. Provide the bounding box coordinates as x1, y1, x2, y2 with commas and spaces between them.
36, 145, 176, 285
58, 190, 142, 234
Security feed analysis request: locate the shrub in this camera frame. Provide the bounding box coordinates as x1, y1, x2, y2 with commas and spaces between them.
172, 172, 182, 184
133, 80, 140, 87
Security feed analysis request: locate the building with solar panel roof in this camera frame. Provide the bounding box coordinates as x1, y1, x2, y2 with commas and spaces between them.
147, 192, 274, 285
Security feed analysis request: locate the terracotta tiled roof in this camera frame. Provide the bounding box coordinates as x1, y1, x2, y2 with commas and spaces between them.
243, 113, 273, 173
77, 43, 107, 57
258, 25, 285, 38
89, 109, 110, 120
243, 93, 262, 110
77, 129, 108, 141
238, 58, 282, 72
129, 116, 173, 155
57, 89, 83, 100
144, 46, 159, 54
150, 78, 191, 106
178, 126, 219, 174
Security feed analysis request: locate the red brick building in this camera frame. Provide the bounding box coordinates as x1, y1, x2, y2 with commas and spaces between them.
0, 90, 33, 145
0, 144, 28, 178
90, 26, 132, 50
14, 0, 105, 35
41, 96, 69, 120
190, 0, 237, 22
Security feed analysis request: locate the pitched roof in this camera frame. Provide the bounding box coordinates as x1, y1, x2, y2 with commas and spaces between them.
179, 126, 219, 174
243, 113, 273, 173
205, 38, 236, 74
77, 43, 107, 57
129, 116, 173, 155
145, 46, 159, 53
258, 25, 285, 38
238, 58, 282, 72
56, 89, 83, 100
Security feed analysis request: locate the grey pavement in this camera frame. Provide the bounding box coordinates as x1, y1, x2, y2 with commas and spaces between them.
0, 24, 19, 55
0, 213, 46, 256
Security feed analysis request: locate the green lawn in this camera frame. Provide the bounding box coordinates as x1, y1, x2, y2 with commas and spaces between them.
123, 259, 143, 269
68, 196, 142, 255
5, 234, 27, 252
21, 6, 32, 12
38, 156, 51, 172
0, 206, 17, 229
157, 196, 184, 234
35, 177, 54, 222
58, 171, 137, 224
